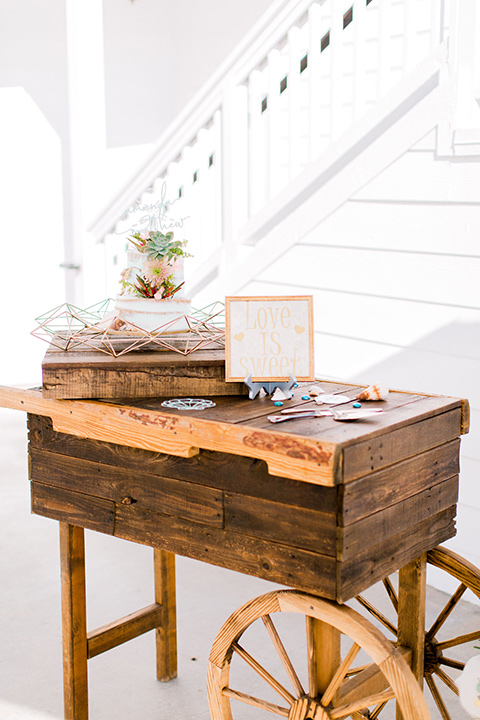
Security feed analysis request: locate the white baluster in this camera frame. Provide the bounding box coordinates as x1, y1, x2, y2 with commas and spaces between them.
330, 0, 353, 140
389, 0, 406, 86
162, 160, 187, 243
307, 1, 323, 161
377, 0, 394, 99
222, 82, 249, 245
352, 0, 369, 120
268, 44, 289, 198
248, 66, 269, 215
402, 0, 416, 76
194, 124, 213, 264
169, 153, 188, 244
415, 0, 434, 63
289, 19, 310, 178
317, 0, 335, 153
211, 109, 223, 255
179, 143, 196, 272
429, 0, 446, 47
363, 0, 380, 109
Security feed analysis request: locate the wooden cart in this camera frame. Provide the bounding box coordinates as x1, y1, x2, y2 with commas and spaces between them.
0, 380, 476, 720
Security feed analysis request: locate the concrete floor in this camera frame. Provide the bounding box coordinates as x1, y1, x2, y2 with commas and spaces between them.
1, 407, 479, 720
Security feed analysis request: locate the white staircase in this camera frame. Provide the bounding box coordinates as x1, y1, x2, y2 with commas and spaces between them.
89, 0, 461, 302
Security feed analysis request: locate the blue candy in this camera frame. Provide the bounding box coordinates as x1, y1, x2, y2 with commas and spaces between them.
353, 402, 361, 408
274, 401, 283, 407
302, 395, 310, 401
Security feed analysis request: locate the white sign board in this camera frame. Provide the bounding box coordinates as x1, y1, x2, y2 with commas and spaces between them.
225, 296, 314, 382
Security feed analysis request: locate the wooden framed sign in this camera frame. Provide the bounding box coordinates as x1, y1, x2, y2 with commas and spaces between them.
225, 295, 314, 382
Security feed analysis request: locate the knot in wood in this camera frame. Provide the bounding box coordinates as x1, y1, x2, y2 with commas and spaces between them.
121, 496, 136, 505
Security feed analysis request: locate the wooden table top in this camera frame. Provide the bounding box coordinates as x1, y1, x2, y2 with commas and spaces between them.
0, 382, 469, 487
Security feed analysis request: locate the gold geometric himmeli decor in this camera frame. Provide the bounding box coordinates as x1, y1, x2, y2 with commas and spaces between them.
31, 299, 226, 357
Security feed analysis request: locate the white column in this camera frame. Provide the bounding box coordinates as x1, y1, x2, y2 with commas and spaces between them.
64, 0, 107, 305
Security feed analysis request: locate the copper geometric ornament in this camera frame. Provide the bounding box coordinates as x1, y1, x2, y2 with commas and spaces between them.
31, 299, 226, 357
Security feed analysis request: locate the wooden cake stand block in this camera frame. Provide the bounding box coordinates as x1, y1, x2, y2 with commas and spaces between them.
41, 345, 248, 399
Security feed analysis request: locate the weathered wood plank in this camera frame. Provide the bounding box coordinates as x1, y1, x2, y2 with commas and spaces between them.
42, 346, 248, 399
341, 476, 458, 558
114, 504, 337, 599
338, 507, 456, 602
2, 386, 338, 484
250, 395, 463, 450
224, 492, 337, 555
28, 415, 337, 512
43, 347, 228, 369
127, 381, 362, 423
342, 410, 463, 482
59, 523, 88, 720
108, 404, 338, 485
239, 388, 422, 441
341, 441, 460, 525
3, 385, 465, 485
87, 603, 164, 659
31, 482, 115, 534
29, 446, 224, 527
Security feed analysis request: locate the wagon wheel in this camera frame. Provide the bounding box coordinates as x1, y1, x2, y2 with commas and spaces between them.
353, 546, 480, 719
208, 588, 429, 720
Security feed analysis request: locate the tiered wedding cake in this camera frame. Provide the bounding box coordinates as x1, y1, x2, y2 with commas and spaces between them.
114, 231, 191, 333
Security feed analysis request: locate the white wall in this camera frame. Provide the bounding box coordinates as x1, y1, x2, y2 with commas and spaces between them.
103, 0, 274, 148
0, 1, 67, 384
0, 0, 275, 384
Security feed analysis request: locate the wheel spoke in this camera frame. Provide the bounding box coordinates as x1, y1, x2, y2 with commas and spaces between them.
222, 687, 290, 717
262, 614, 304, 697
232, 642, 295, 705
321, 642, 361, 706
336, 662, 391, 707
345, 663, 371, 677
440, 656, 465, 671
426, 583, 467, 639
370, 700, 389, 719
383, 576, 398, 613
426, 673, 451, 720
435, 667, 459, 696
355, 594, 397, 636
329, 688, 396, 719
305, 616, 318, 698
437, 629, 480, 651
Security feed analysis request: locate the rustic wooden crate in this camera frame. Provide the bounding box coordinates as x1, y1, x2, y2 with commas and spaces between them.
27, 383, 465, 602
41, 344, 248, 399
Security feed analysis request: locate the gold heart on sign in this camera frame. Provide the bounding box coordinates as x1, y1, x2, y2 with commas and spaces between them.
295, 325, 305, 334
234, 332, 244, 342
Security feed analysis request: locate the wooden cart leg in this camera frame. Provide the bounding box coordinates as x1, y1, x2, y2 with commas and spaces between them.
154, 549, 177, 682
59, 523, 88, 720
396, 552, 427, 720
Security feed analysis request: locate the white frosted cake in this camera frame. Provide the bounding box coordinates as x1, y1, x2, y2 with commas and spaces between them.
114, 232, 191, 333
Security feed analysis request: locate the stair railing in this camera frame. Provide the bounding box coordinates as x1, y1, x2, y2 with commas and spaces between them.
90, 0, 452, 300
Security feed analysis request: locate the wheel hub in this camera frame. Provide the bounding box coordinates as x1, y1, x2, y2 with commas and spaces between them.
288, 697, 330, 720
